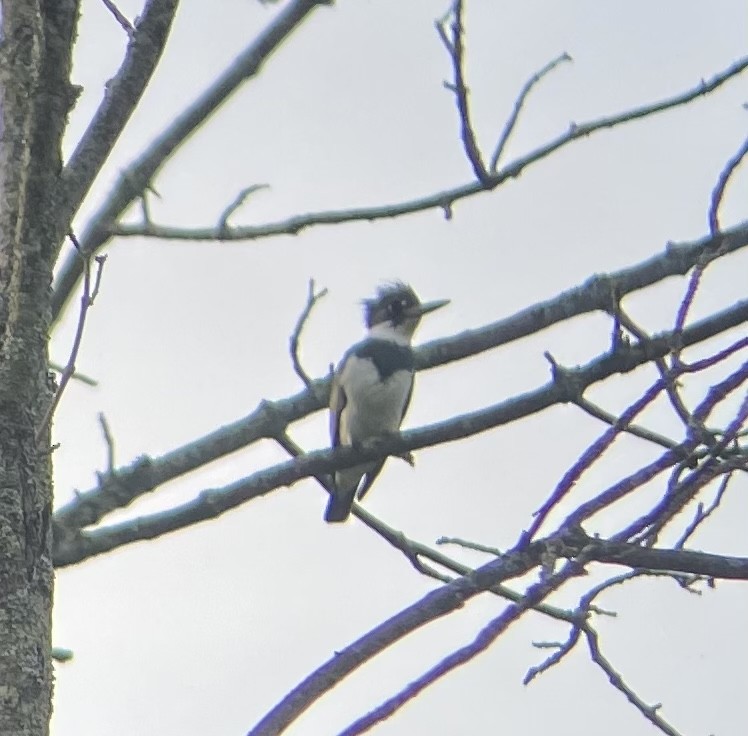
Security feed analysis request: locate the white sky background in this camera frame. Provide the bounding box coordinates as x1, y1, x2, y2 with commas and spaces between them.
50, 1, 747, 735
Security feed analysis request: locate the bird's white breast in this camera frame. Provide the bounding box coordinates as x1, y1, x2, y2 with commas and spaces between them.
338, 355, 413, 444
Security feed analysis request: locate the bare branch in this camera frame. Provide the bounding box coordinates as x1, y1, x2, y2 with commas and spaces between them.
585, 627, 684, 736
524, 378, 665, 541
489, 52, 572, 172
622, 387, 748, 544
52, 0, 331, 323
338, 559, 585, 736
36, 235, 106, 444
614, 304, 698, 438
435, 536, 502, 556
708, 131, 748, 236
675, 470, 733, 548
524, 624, 582, 684
59, 0, 179, 238
105, 59, 748, 246
436, 0, 489, 184
48, 362, 98, 387
98, 412, 116, 474
247, 532, 576, 736
679, 334, 748, 373
566, 361, 748, 537
274, 432, 577, 623
217, 184, 269, 232
573, 394, 680, 452
672, 131, 748, 359
100, 0, 135, 36
52, 296, 748, 564
289, 279, 327, 390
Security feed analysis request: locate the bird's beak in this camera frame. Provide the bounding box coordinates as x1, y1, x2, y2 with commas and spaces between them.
405, 298, 450, 318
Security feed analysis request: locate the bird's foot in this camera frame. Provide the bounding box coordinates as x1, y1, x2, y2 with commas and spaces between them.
397, 451, 415, 467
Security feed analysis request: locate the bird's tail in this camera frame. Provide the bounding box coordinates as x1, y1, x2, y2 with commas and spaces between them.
324, 487, 356, 523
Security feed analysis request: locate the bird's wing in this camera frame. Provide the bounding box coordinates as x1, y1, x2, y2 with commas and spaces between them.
400, 373, 415, 422
329, 364, 347, 448
355, 460, 385, 500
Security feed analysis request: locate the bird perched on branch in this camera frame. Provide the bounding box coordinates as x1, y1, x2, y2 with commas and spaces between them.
324, 282, 449, 523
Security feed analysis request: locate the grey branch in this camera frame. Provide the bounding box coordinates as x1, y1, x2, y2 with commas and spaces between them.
247, 533, 565, 736
289, 279, 328, 390
708, 131, 748, 236
51, 0, 330, 324
100, 0, 135, 36
217, 184, 270, 232
437, 0, 489, 184
36, 238, 106, 443
248, 529, 746, 735
51, 223, 748, 552
490, 52, 572, 172
106, 57, 748, 244
53, 295, 748, 565
59, 0, 178, 246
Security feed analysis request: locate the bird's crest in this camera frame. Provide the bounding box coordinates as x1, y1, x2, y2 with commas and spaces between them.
362, 282, 419, 328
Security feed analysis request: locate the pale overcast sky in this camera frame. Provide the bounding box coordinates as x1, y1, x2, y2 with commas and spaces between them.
51, 2, 747, 735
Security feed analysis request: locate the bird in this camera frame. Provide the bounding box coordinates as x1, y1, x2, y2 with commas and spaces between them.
324, 282, 449, 522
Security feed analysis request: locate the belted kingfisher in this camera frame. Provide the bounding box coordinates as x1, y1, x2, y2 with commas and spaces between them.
324, 282, 449, 522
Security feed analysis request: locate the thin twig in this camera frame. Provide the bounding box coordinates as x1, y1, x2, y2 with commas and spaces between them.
675, 470, 733, 549
98, 412, 116, 474
101, 0, 135, 36
217, 184, 269, 232
673, 133, 748, 362
272, 432, 575, 621
620, 436, 748, 544
337, 557, 590, 736
289, 279, 327, 389
585, 627, 684, 736
670, 131, 748, 363
36, 235, 106, 443
435, 536, 502, 556
48, 362, 98, 387
615, 305, 701, 439
708, 132, 748, 236
51, 647, 74, 663
573, 394, 681, 453
523, 372, 665, 542
436, 0, 490, 184
489, 52, 572, 172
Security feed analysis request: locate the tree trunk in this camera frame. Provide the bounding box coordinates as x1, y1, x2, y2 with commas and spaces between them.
0, 2, 78, 733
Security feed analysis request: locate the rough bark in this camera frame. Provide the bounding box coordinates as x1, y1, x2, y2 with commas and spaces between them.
0, 1, 78, 733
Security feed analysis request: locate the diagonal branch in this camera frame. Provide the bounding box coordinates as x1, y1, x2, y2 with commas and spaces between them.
52, 298, 748, 566
246, 534, 559, 736
50, 224, 748, 539
274, 431, 577, 624
339, 559, 584, 736
708, 131, 748, 236
51, 0, 331, 324
100, 0, 135, 36
59, 0, 179, 240
489, 52, 572, 172
585, 626, 684, 736
248, 530, 748, 736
